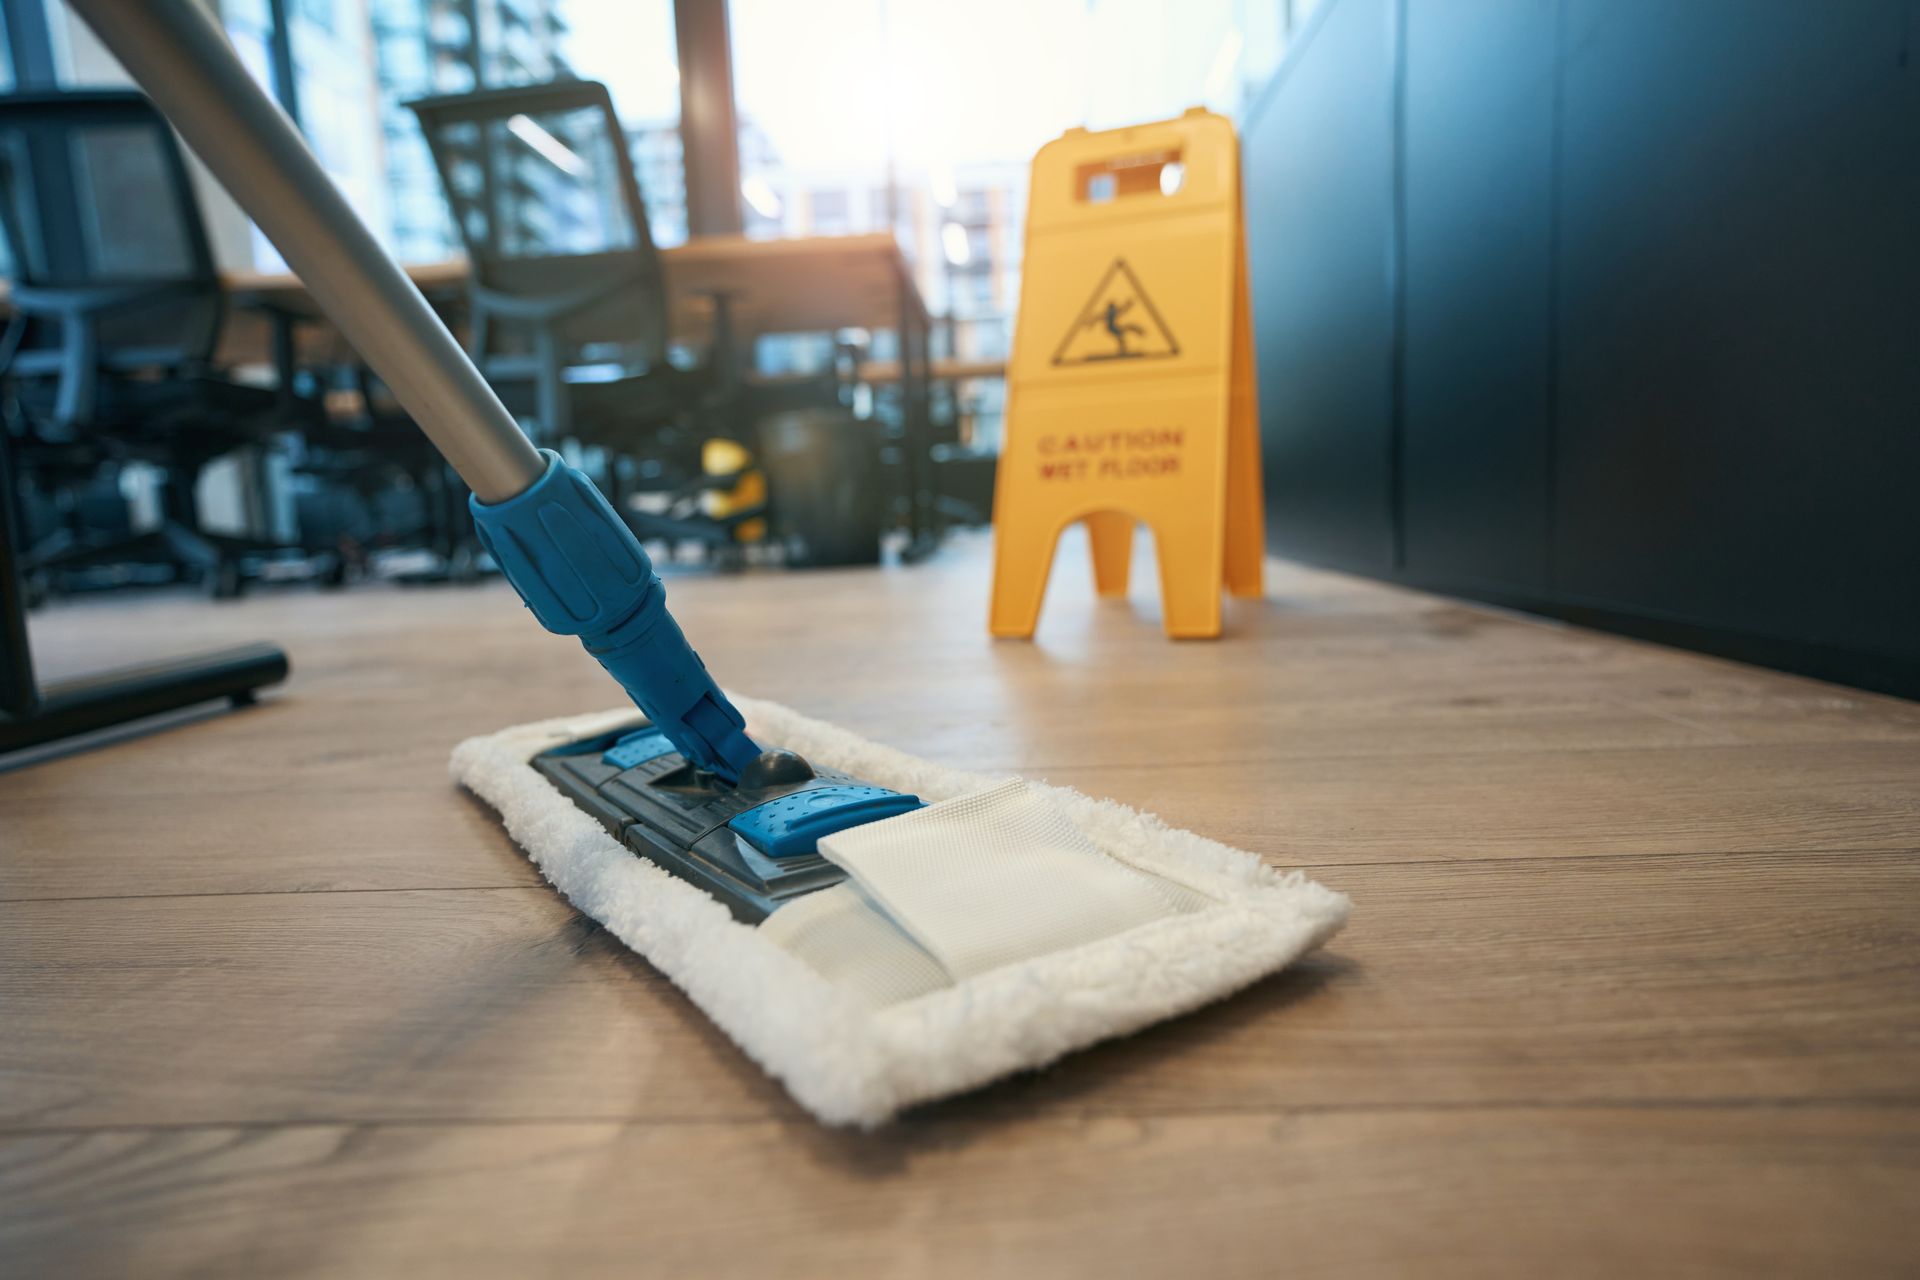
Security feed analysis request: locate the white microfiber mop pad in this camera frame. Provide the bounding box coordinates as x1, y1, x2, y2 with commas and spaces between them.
451, 696, 1350, 1127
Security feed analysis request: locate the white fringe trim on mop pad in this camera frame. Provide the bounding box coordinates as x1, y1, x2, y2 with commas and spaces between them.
451, 697, 1350, 1127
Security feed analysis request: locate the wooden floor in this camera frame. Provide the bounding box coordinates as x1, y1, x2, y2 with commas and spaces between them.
4, 530, 1918, 1277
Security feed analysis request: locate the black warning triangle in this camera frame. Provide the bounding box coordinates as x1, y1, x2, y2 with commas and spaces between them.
1051, 258, 1180, 366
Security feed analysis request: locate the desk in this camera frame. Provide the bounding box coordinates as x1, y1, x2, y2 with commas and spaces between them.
5, 535, 1919, 1272
225, 233, 943, 546
223, 233, 922, 348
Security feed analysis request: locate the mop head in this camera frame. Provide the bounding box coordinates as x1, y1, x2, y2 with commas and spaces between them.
451, 698, 1350, 1127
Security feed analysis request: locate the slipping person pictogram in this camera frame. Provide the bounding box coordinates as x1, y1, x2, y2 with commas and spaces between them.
1096, 298, 1147, 355
1052, 258, 1179, 365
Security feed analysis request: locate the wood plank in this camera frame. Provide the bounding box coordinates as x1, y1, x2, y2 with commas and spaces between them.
0, 887, 801, 1129
28, 533, 1913, 737
3, 786, 542, 901
4, 1106, 1916, 1279
7, 854, 1915, 1129
13, 686, 1912, 898
1036, 740, 1920, 863
5, 692, 1913, 895
988, 851, 1920, 1116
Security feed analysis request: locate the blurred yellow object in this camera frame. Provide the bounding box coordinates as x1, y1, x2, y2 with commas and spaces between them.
990, 108, 1264, 640
701, 438, 768, 543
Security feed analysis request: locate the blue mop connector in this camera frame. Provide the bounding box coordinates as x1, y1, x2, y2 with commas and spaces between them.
470, 450, 762, 782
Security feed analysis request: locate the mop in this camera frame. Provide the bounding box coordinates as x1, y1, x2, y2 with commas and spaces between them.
77, 0, 1349, 1126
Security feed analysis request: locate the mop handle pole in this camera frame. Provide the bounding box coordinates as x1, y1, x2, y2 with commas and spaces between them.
67, 0, 542, 504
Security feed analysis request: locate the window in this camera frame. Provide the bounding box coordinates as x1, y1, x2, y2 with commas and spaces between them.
727, 0, 1272, 421
808, 188, 850, 233
198, 0, 681, 264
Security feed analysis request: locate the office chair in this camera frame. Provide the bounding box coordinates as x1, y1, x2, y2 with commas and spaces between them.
409, 80, 889, 566
406, 82, 713, 450
0, 90, 317, 598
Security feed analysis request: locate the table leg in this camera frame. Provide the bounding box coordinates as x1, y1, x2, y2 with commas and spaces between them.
896, 259, 936, 557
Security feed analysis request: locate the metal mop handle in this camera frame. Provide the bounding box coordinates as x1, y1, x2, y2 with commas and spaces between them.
70, 0, 765, 781
67, 0, 540, 504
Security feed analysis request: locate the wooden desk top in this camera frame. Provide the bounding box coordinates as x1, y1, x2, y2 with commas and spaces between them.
6, 535, 1918, 1274
225, 232, 919, 344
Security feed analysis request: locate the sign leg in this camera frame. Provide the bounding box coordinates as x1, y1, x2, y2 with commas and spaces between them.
989, 512, 1061, 639
1151, 520, 1225, 639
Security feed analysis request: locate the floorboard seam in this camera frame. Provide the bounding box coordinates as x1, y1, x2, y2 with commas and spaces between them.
5, 1094, 1918, 1137
1288, 847, 1920, 874
0, 883, 546, 906
7, 846, 1917, 906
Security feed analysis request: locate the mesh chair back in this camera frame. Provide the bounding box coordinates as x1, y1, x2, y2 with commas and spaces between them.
0, 90, 222, 379
407, 80, 669, 368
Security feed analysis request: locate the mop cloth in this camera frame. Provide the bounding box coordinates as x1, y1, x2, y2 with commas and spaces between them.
451, 698, 1350, 1127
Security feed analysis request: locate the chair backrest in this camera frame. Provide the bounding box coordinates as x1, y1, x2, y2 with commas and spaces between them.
407, 80, 669, 369
0, 90, 223, 390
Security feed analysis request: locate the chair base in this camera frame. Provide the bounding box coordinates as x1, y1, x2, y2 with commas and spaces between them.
30, 521, 288, 597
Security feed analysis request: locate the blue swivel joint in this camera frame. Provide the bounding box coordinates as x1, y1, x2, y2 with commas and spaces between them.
470, 450, 762, 782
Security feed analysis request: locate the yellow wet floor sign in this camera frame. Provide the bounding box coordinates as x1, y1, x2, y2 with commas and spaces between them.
990, 108, 1264, 640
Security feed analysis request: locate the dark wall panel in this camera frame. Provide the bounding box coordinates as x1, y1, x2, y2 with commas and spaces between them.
1401, 0, 1557, 593
1246, 0, 1920, 696
1244, 0, 1398, 574
1553, 0, 1920, 659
